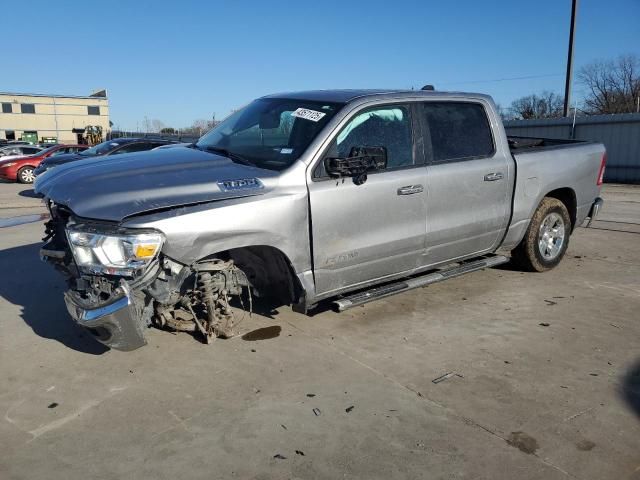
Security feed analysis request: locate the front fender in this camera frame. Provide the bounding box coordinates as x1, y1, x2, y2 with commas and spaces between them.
122, 190, 311, 276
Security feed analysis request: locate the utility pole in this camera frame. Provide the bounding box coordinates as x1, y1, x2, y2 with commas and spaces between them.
563, 0, 579, 117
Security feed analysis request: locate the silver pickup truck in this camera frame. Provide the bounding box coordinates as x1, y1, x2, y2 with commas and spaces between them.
35, 89, 606, 350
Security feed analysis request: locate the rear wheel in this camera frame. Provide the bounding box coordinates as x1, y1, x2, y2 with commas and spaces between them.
511, 197, 571, 272
17, 166, 35, 184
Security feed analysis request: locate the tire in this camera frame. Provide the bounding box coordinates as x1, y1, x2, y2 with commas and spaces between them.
17, 166, 35, 184
511, 197, 571, 272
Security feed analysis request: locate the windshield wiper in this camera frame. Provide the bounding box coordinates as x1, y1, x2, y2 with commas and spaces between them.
197, 145, 254, 166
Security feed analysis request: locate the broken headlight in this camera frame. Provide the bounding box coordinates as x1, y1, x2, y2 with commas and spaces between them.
66, 225, 164, 277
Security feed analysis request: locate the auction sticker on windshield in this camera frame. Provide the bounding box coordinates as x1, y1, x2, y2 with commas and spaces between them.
292, 108, 326, 122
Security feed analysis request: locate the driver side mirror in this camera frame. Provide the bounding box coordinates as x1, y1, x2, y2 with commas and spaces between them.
324, 146, 387, 185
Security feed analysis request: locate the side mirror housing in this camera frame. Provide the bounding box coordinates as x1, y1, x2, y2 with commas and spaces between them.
324, 146, 387, 185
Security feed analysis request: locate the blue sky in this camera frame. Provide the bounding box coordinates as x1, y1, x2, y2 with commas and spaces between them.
3, 0, 638, 130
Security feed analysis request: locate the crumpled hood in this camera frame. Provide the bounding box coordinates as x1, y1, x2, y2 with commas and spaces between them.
34, 147, 278, 222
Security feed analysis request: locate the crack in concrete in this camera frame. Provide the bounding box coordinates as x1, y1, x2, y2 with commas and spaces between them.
4, 387, 128, 443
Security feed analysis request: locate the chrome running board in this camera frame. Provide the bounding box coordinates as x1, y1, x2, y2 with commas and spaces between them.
333, 255, 509, 311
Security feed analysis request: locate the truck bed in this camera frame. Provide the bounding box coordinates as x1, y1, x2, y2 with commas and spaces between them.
501, 137, 606, 251
507, 135, 589, 153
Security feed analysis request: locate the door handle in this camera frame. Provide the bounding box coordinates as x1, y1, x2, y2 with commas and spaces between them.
397, 184, 424, 195
484, 172, 504, 182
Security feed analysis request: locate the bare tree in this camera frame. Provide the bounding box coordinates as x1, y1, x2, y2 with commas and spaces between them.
180, 119, 219, 137
150, 119, 166, 133
509, 91, 564, 119
578, 54, 640, 114
493, 102, 512, 121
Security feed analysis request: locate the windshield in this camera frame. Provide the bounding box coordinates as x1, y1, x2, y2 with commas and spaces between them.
79, 140, 123, 156
195, 98, 343, 171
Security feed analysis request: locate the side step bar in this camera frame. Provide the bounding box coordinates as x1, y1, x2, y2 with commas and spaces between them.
333, 255, 509, 311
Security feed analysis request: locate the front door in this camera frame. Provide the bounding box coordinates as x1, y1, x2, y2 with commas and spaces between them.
308, 104, 427, 296
420, 101, 512, 265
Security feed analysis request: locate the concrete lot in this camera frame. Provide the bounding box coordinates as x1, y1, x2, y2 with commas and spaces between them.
0, 182, 639, 479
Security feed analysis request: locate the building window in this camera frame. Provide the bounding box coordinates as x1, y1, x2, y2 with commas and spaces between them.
21, 104, 36, 114
87, 106, 100, 115
5, 130, 16, 141
1, 103, 12, 113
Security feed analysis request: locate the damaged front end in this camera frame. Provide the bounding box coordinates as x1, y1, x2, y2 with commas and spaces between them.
41, 201, 250, 351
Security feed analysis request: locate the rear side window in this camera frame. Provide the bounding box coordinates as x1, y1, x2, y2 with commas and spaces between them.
1, 103, 12, 113
422, 102, 494, 162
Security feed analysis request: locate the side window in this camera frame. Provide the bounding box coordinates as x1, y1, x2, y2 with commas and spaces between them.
23, 147, 40, 154
422, 102, 494, 163
110, 142, 151, 155
333, 105, 414, 170
1, 103, 12, 113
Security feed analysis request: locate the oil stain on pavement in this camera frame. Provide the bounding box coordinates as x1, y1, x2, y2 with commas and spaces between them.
241, 325, 282, 341
506, 431, 539, 454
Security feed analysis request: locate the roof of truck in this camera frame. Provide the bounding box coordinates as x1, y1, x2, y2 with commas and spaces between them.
262, 89, 489, 103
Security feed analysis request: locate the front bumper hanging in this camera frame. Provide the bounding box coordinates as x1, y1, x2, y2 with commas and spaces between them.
63, 283, 147, 351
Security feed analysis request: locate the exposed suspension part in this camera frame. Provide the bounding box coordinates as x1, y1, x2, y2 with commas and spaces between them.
154, 259, 250, 344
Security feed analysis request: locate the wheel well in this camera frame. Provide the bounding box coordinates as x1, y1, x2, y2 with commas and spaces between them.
208, 245, 303, 307
545, 188, 577, 231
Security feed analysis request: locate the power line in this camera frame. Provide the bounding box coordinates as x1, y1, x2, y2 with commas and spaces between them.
438, 73, 564, 86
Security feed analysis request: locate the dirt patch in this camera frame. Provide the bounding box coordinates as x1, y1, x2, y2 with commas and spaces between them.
576, 439, 596, 451
506, 431, 539, 455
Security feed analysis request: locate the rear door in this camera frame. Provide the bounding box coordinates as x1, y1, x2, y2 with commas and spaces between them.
420, 101, 511, 265
308, 103, 427, 296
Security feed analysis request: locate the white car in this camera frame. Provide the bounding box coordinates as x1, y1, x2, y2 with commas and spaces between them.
0, 145, 43, 161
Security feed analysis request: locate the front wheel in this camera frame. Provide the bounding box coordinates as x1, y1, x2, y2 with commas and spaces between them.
511, 197, 571, 272
17, 166, 35, 184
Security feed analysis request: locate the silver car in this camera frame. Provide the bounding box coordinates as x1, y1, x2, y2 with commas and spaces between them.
35, 89, 605, 350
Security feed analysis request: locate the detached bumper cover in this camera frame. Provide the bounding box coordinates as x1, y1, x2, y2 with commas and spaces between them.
585, 197, 604, 228
63, 284, 147, 351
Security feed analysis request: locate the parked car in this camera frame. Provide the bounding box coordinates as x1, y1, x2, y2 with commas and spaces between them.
35, 89, 606, 351
0, 144, 88, 183
0, 144, 43, 161
152, 142, 193, 150
33, 138, 176, 176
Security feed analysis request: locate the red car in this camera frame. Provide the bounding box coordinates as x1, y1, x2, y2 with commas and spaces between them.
0, 144, 88, 183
